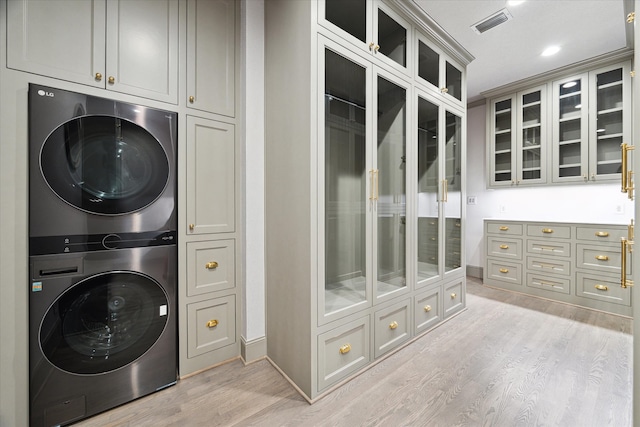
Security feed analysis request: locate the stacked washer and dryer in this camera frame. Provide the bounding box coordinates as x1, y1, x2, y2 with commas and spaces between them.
28, 84, 178, 426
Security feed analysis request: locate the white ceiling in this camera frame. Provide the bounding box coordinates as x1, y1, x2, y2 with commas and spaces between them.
412, 0, 632, 103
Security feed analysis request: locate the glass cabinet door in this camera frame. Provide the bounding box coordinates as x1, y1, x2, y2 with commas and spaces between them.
553, 74, 589, 182
517, 86, 546, 184
417, 95, 440, 284
323, 46, 370, 317
416, 34, 465, 107
375, 73, 407, 299
589, 64, 630, 180
374, 3, 409, 71
444, 61, 463, 102
322, 0, 369, 45
491, 96, 516, 185
444, 111, 462, 274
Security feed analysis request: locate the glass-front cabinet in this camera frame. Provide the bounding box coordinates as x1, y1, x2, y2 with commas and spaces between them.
416, 32, 465, 109
488, 85, 546, 187
417, 92, 464, 288
321, 40, 409, 323
318, 0, 411, 75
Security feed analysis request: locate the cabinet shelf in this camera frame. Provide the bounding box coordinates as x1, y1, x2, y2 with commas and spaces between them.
597, 107, 623, 116
559, 115, 581, 123
597, 159, 621, 166
597, 133, 623, 141
558, 139, 581, 146
495, 129, 512, 135
597, 81, 622, 90
522, 123, 541, 130
559, 163, 581, 169
495, 108, 512, 115
558, 91, 582, 100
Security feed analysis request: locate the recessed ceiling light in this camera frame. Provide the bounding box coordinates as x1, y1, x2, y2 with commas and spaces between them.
562, 81, 577, 89
541, 45, 561, 56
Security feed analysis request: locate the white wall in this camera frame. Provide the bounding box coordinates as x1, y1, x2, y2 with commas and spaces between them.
466, 103, 635, 270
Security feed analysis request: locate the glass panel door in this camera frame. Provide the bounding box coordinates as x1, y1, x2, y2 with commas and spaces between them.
323, 0, 367, 43
445, 61, 462, 102
417, 40, 439, 89
493, 97, 514, 184
518, 87, 545, 184
444, 111, 462, 273
376, 8, 406, 68
417, 95, 440, 283
324, 47, 369, 315
592, 67, 624, 176
375, 74, 407, 299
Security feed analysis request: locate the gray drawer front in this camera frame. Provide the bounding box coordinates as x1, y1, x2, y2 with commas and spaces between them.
374, 300, 411, 358
318, 316, 370, 392
187, 295, 236, 359
527, 239, 571, 258
415, 287, 441, 334
486, 259, 522, 285
527, 224, 571, 239
444, 280, 465, 317
486, 222, 523, 236
526, 256, 571, 276
487, 236, 522, 260
577, 273, 631, 306
526, 272, 571, 294
577, 244, 626, 275
576, 226, 627, 244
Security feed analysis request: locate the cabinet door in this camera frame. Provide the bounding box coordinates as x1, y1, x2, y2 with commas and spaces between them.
416, 33, 465, 109
7, 0, 106, 87
320, 41, 373, 322
552, 73, 589, 183
106, 0, 179, 103
187, 0, 236, 117
489, 95, 517, 186
516, 86, 547, 185
186, 117, 236, 235
417, 93, 441, 285
588, 62, 631, 181
443, 110, 463, 277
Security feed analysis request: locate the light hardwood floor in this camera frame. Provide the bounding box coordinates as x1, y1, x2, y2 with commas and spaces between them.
74, 277, 633, 427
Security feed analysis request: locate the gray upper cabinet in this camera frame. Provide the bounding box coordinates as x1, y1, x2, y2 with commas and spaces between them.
7, 0, 179, 104
186, 0, 236, 117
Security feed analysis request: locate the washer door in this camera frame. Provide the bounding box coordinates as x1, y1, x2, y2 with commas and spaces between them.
41, 271, 169, 375
40, 115, 169, 215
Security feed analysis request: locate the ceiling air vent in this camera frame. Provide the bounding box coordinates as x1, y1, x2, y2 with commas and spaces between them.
471, 8, 513, 34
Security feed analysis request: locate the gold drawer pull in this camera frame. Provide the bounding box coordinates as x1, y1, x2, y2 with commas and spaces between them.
538, 281, 557, 288
595, 231, 609, 237
189, 223, 195, 231
499, 226, 509, 231
499, 244, 509, 249
389, 321, 398, 330
450, 293, 457, 299
108, 75, 115, 84
595, 255, 609, 261
594, 284, 609, 291
542, 228, 554, 234
206, 261, 219, 269
206, 319, 219, 328
189, 95, 195, 103
424, 305, 432, 312
95, 72, 103, 81
499, 268, 509, 273
339, 344, 351, 354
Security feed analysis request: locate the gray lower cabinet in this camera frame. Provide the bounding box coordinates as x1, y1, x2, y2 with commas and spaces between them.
484, 220, 633, 316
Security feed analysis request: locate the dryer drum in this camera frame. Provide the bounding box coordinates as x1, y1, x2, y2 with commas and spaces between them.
40, 115, 170, 215
40, 271, 169, 375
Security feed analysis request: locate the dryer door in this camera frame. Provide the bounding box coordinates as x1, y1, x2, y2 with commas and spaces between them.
40, 115, 170, 215
40, 271, 169, 374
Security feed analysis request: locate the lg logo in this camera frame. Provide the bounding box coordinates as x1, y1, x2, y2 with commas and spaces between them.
37, 89, 54, 97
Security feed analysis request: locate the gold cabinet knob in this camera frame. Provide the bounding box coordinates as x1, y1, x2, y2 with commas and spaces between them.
189, 224, 195, 231
424, 305, 432, 312
594, 284, 609, 291
206, 319, 219, 328
95, 72, 103, 81
189, 95, 195, 103
440, 87, 449, 93
205, 261, 219, 270
389, 321, 398, 330
595, 255, 610, 261
374, 44, 380, 52
339, 343, 351, 354
368, 42, 375, 51
108, 76, 115, 84
451, 293, 457, 299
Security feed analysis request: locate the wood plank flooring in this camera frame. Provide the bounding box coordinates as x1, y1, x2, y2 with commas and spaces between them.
74, 277, 632, 427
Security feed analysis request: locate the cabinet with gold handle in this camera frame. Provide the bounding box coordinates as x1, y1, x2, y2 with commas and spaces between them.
389, 321, 398, 330
595, 231, 609, 237
499, 244, 509, 249
424, 305, 432, 312
108, 76, 115, 84
594, 255, 609, 261
205, 261, 219, 270
621, 143, 634, 199
541, 228, 554, 234
206, 319, 219, 328
189, 224, 195, 231
594, 284, 609, 291
95, 72, 103, 81
499, 226, 509, 231
499, 268, 509, 273
339, 344, 351, 355
450, 293, 457, 299
621, 238, 634, 288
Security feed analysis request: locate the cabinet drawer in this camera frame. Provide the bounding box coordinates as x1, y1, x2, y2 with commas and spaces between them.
374, 300, 411, 358
526, 239, 571, 258
187, 295, 236, 358
317, 316, 370, 391
415, 286, 442, 334
527, 224, 571, 239
487, 237, 522, 260
444, 280, 464, 317
486, 222, 523, 236
576, 273, 631, 306
526, 256, 571, 276
576, 225, 627, 244
526, 272, 571, 294
577, 244, 627, 275
486, 259, 522, 285
187, 239, 236, 297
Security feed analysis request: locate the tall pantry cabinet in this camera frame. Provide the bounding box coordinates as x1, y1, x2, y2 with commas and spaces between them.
265, 0, 471, 401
